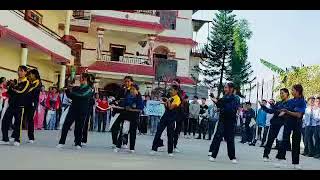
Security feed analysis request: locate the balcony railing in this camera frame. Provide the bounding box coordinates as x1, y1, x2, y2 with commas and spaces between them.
101, 54, 152, 66
11, 10, 62, 42
72, 10, 91, 20
115, 10, 158, 16
191, 43, 207, 57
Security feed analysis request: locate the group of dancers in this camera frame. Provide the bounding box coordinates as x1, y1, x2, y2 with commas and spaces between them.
0, 65, 307, 169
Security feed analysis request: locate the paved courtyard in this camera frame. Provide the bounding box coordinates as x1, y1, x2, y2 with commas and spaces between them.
0, 130, 319, 170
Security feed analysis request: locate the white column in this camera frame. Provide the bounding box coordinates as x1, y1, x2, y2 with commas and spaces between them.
94, 79, 100, 93
97, 28, 104, 60
148, 35, 156, 66
20, 44, 28, 66
64, 10, 73, 36
59, 64, 66, 88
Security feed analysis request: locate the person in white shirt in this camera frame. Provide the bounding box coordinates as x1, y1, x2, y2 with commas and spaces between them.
260, 99, 275, 147
302, 97, 316, 157
313, 96, 320, 159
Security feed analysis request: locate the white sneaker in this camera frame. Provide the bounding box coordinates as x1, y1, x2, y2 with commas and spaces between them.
168, 153, 174, 157
149, 150, 157, 156
273, 159, 287, 168
173, 148, 180, 153
13, 142, 20, 147
231, 159, 238, 164
129, 150, 135, 153
81, 143, 87, 146
111, 144, 116, 149
56, 144, 64, 149
158, 147, 165, 152
75, 145, 82, 150
122, 145, 128, 149
263, 157, 270, 162
293, 164, 302, 170
28, 140, 34, 144
209, 157, 216, 162
9, 138, 14, 142
208, 152, 212, 156
0, 141, 10, 145
114, 148, 120, 153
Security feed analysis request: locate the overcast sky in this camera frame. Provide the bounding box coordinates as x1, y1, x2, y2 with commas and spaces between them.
192, 10, 320, 101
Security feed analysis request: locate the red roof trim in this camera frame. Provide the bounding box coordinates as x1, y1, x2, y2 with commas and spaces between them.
155, 36, 198, 46
176, 76, 195, 85
0, 25, 70, 64
88, 61, 155, 77
91, 15, 164, 32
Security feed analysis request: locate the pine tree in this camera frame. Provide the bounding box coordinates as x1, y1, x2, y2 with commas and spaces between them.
227, 19, 255, 92
198, 10, 237, 97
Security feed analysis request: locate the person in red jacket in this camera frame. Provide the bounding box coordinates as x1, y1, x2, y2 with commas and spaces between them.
96, 96, 109, 132
45, 87, 61, 130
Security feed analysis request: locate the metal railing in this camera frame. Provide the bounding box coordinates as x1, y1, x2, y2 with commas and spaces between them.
116, 10, 158, 16
10, 10, 62, 42
101, 54, 152, 66
191, 43, 206, 54
72, 10, 91, 20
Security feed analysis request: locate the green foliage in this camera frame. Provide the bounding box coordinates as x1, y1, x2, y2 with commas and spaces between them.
227, 19, 255, 91
197, 10, 237, 97
260, 59, 285, 75
276, 65, 320, 98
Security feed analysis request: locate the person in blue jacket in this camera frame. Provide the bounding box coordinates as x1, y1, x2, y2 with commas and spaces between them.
250, 100, 267, 146
261, 88, 290, 161
275, 84, 307, 169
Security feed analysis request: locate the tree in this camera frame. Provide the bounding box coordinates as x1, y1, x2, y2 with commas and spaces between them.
277, 65, 320, 98
198, 10, 237, 97
259, 59, 320, 98
227, 19, 255, 92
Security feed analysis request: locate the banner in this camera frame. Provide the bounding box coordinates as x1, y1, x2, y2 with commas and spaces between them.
145, 100, 165, 116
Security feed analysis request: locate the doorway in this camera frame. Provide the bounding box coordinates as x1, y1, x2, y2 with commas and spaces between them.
110, 44, 125, 61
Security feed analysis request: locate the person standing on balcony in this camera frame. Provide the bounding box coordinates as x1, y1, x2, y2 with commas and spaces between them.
0, 66, 29, 146
57, 73, 94, 149
24, 69, 42, 143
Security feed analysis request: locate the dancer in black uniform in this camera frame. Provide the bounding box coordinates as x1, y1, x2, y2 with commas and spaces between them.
24, 69, 42, 143
0, 66, 29, 146
208, 82, 240, 163
57, 73, 94, 149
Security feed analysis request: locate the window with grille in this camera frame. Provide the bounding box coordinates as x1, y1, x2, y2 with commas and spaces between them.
158, 10, 177, 30
25, 10, 43, 26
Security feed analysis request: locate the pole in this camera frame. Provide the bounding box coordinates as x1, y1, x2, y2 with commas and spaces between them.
271, 75, 275, 99
261, 79, 264, 100
249, 82, 252, 102
256, 81, 259, 114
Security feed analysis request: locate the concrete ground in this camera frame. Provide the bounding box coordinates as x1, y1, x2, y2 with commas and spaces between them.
0, 130, 319, 170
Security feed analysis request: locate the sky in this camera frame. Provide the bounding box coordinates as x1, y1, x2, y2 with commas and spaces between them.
192, 10, 320, 101
192, 10, 320, 83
